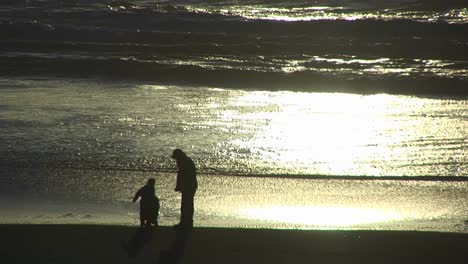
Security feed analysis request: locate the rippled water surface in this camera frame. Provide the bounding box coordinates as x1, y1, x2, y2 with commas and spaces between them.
1, 79, 466, 176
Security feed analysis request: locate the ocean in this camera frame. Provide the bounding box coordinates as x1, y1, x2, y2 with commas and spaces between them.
0, 0, 467, 232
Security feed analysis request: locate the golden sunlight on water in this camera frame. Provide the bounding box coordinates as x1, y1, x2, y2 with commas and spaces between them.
227, 92, 431, 175
240, 206, 402, 227
195, 176, 468, 231
123, 85, 466, 176
187, 6, 468, 23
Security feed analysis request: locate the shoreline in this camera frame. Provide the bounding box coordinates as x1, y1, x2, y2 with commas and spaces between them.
4, 224, 468, 263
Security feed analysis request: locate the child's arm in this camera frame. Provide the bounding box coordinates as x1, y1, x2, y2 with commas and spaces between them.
132, 188, 142, 203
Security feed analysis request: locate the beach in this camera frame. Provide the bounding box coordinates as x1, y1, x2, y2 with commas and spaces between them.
2, 1, 468, 263
4, 224, 468, 264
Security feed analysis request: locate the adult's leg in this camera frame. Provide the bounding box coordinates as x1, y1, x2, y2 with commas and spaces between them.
180, 190, 195, 227
139, 207, 145, 227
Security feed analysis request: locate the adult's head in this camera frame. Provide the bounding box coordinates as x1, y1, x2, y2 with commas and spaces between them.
171, 148, 186, 160
147, 178, 156, 186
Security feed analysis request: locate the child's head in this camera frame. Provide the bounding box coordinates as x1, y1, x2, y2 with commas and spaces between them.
147, 178, 155, 186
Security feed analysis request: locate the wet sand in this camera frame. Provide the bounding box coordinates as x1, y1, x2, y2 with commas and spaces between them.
3, 224, 468, 264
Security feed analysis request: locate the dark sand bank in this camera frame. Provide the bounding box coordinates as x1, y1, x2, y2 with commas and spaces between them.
3, 224, 468, 264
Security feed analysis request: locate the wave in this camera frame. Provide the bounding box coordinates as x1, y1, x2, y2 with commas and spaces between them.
1, 0, 468, 27
1, 54, 467, 97
2, 160, 467, 183
3, 140, 468, 180
1, 1, 467, 96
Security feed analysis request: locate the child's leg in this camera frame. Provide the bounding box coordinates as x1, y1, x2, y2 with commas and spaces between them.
142, 208, 152, 228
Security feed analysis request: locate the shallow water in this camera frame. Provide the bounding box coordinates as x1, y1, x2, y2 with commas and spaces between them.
0, 79, 467, 232
1, 79, 466, 176
1, 168, 467, 233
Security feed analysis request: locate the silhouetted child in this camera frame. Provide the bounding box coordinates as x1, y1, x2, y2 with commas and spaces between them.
132, 178, 160, 228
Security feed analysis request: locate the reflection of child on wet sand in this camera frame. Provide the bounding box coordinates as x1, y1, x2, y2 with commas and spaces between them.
133, 178, 160, 228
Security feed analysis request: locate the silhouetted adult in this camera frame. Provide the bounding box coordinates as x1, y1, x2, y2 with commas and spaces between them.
171, 149, 198, 229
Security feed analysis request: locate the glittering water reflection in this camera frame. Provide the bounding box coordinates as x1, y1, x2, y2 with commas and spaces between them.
187, 5, 468, 24
1, 80, 465, 176
222, 91, 466, 176
240, 206, 402, 227
1, 79, 467, 231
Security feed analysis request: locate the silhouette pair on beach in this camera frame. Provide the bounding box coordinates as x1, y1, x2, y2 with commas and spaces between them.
132, 148, 198, 230
123, 148, 197, 262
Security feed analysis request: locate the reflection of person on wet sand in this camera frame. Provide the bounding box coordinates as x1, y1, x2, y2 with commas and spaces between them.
132, 178, 160, 228
121, 227, 153, 257
155, 149, 196, 263
122, 178, 160, 257
158, 227, 191, 264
